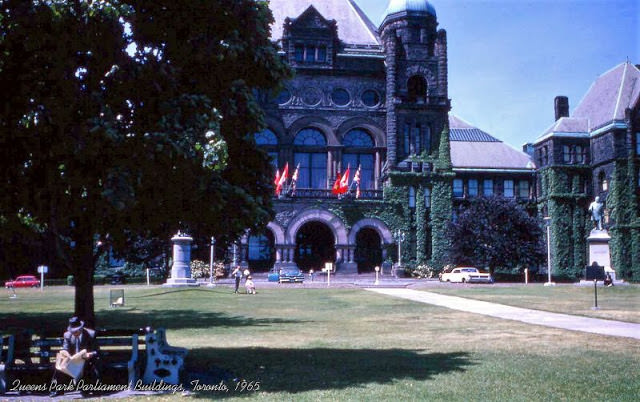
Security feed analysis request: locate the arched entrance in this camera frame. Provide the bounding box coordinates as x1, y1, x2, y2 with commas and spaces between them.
355, 228, 382, 273
295, 221, 335, 271
247, 231, 275, 272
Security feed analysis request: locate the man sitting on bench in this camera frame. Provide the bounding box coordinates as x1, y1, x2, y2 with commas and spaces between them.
50, 316, 100, 397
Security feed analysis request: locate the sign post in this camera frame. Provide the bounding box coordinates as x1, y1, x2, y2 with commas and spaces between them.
37, 265, 48, 291
585, 262, 605, 310
324, 262, 332, 287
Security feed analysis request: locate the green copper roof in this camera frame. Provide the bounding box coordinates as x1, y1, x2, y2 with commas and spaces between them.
384, 0, 436, 18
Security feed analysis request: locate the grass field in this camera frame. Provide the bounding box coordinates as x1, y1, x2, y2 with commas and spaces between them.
1, 284, 639, 401
412, 282, 640, 323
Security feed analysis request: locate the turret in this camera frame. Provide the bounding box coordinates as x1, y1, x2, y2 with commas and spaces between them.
380, 0, 450, 169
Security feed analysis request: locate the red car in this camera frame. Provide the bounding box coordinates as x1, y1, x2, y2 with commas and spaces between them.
5, 275, 40, 288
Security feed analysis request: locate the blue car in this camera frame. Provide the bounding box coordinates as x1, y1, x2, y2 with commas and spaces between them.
272, 268, 304, 283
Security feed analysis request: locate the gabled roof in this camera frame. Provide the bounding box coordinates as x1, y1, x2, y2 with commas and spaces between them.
539, 116, 589, 138
268, 0, 380, 47
537, 62, 640, 143
449, 115, 535, 171
572, 61, 640, 131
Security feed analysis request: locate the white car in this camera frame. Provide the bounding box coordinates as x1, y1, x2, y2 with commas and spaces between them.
440, 267, 493, 283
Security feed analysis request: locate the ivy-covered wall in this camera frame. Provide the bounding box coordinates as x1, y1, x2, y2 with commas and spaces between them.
538, 166, 589, 279
607, 157, 640, 280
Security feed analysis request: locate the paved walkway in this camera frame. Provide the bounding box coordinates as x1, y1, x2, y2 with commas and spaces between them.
366, 288, 640, 340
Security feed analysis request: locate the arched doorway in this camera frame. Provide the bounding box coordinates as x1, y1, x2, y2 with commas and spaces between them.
355, 228, 382, 273
295, 221, 335, 271
247, 231, 275, 272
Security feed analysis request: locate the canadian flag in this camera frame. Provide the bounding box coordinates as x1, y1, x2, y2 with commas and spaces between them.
337, 165, 350, 195
331, 172, 343, 195
275, 163, 288, 196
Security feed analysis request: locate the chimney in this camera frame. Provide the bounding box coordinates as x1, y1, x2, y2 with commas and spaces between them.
554, 96, 569, 121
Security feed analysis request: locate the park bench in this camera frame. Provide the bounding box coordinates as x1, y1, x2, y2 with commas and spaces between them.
0, 328, 146, 394
1, 327, 187, 395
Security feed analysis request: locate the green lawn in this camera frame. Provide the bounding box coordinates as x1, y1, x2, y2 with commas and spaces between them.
1, 285, 639, 401
412, 282, 640, 323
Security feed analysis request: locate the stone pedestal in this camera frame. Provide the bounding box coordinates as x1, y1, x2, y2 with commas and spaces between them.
163, 232, 199, 287
587, 229, 615, 281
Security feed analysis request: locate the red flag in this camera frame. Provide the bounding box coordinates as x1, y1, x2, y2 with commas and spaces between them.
338, 165, 350, 194
276, 163, 288, 196
274, 169, 280, 195
331, 172, 343, 195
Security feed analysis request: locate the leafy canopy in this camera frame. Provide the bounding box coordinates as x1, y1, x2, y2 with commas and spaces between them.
0, 0, 289, 324
448, 197, 546, 274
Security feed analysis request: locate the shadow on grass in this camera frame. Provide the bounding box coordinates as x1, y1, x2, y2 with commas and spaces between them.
1, 310, 306, 336
186, 347, 473, 397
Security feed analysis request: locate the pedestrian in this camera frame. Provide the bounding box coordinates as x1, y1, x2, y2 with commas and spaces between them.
245, 275, 256, 294
50, 316, 100, 397
231, 266, 243, 293
604, 272, 614, 287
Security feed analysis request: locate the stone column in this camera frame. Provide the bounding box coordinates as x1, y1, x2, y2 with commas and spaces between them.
163, 232, 199, 287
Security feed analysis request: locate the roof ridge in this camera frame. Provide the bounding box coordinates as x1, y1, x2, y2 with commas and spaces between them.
613, 62, 629, 121
347, 0, 380, 43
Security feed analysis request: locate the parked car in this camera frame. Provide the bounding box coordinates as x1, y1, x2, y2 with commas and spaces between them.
438, 265, 455, 281
440, 267, 493, 283
277, 268, 305, 283
5, 275, 40, 288
109, 272, 126, 285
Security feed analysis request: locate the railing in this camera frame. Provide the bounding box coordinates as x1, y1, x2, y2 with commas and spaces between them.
276, 188, 383, 200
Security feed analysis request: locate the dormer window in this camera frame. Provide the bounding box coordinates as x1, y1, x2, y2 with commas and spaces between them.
294, 43, 328, 64
282, 6, 337, 69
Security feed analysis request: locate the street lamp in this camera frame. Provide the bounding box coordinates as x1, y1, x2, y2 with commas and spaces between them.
208, 236, 216, 287
232, 242, 238, 267
374, 266, 380, 285
394, 230, 405, 267
543, 216, 555, 286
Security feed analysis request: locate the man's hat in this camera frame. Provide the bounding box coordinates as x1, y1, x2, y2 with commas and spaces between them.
67, 316, 84, 332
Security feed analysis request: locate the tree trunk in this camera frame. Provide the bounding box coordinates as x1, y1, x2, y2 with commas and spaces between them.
73, 224, 96, 328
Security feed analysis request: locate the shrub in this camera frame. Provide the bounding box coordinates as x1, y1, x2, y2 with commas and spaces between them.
409, 264, 437, 279
190, 260, 226, 279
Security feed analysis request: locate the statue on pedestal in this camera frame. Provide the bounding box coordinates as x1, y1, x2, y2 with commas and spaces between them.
588, 196, 604, 231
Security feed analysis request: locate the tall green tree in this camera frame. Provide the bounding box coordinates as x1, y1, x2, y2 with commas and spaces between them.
0, 0, 289, 325
448, 197, 545, 275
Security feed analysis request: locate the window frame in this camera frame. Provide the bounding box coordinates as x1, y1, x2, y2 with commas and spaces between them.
503, 179, 515, 198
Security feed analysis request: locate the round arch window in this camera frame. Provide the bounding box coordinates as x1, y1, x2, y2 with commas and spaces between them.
361, 90, 380, 107
331, 88, 350, 106
301, 87, 322, 106
276, 88, 292, 105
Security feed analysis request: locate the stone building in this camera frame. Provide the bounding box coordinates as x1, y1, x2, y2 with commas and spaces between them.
533, 62, 640, 280
234, 0, 536, 274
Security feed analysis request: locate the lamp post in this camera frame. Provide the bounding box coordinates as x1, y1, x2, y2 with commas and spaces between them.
208, 236, 216, 287
232, 242, 238, 267
374, 266, 380, 285
393, 230, 405, 278
394, 230, 405, 266
543, 216, 555, 286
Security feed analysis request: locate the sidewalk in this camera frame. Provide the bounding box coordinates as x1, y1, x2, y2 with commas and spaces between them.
366, 288, 640, 340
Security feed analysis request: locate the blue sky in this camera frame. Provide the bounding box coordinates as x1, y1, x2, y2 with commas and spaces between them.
357, 0, 639, 149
